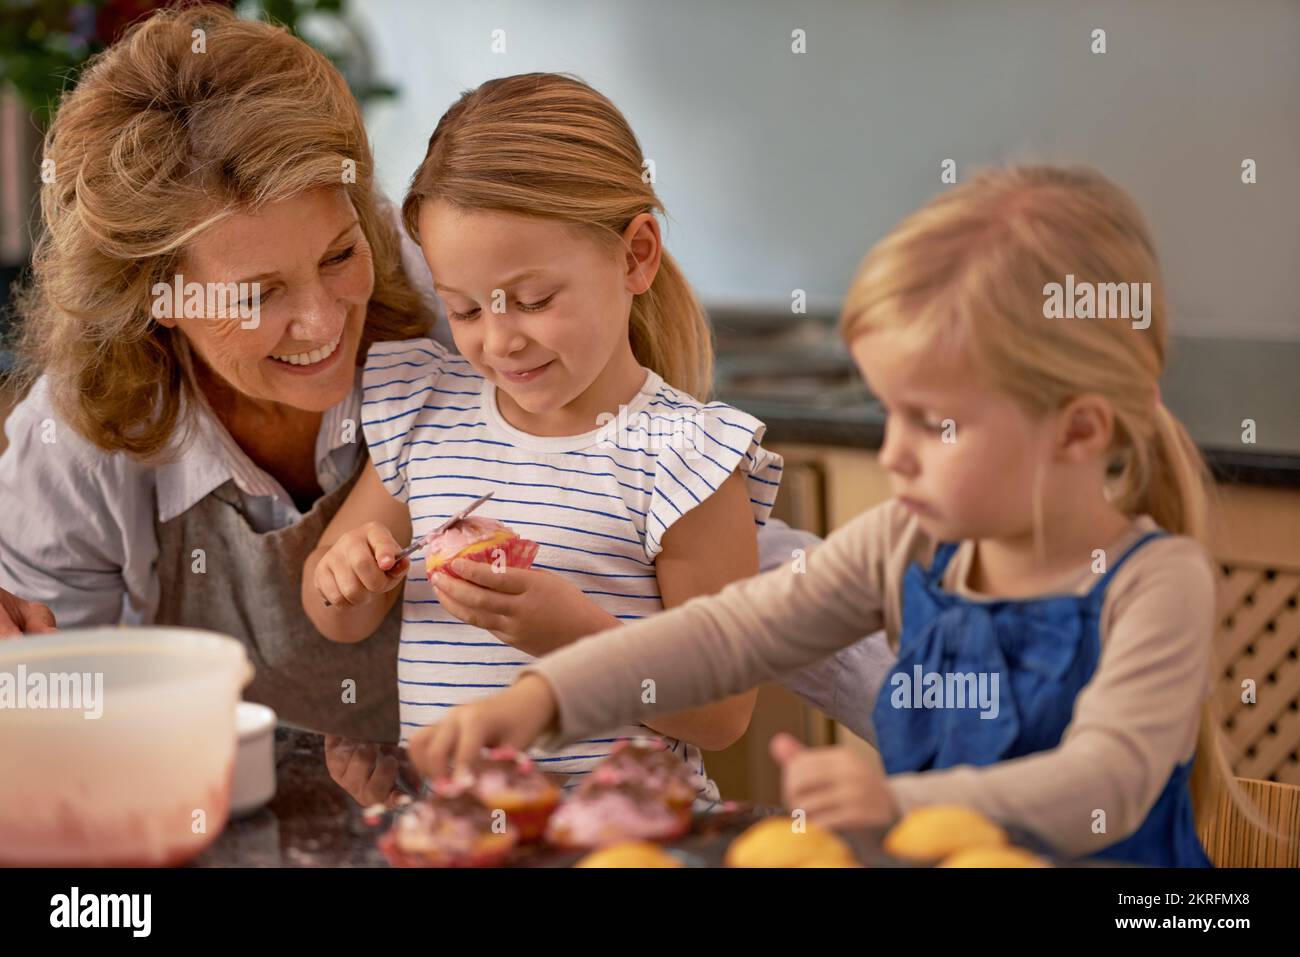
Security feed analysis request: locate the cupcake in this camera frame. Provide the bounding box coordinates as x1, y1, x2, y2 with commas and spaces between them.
545, 782, 693, 850
575, 841, 685, 868
424, 516, 539, 581
588, 738, 700, 810
436, 747, 561, 842
724, 816, 858, 868
378, 791, 517, 868
882, 805, 1008, 863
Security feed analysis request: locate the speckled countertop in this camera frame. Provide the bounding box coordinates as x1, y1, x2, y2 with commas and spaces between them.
189, 727, 785, 868
191, 727, 389, 867
191, 728, 1085, 868
713, 321, 1300, 489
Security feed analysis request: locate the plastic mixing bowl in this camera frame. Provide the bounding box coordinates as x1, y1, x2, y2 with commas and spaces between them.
0, 626, 253, 866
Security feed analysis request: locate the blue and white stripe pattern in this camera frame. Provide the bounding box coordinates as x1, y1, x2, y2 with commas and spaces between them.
361, 338, 784, 805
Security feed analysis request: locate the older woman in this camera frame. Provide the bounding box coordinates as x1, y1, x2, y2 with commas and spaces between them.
0, 7, 426, 748
0, 5, 891, 805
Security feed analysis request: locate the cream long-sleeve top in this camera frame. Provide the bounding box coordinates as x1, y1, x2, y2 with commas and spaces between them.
524, 499, 1217, 857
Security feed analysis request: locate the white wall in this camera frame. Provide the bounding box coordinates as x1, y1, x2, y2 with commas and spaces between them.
354, 0, 1300, 340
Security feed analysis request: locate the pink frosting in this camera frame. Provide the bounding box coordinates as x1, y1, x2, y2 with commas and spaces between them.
425, 516, 512, 561
547, 790, 685, 846
393, 800, 488, 856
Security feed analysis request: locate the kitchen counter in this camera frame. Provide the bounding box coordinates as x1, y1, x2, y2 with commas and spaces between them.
192, 727, 388, 867
711, 310, 1300, 489
190, 727, 796, 868
190, 727, 789, 868
195, 728, 1081, 868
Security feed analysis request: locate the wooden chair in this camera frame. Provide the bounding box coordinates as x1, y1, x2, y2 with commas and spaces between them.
1199, 777, 1300, 867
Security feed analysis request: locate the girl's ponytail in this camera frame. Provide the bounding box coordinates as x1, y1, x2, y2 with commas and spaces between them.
629, 252, 713, 401
1113, 402, 1214, 545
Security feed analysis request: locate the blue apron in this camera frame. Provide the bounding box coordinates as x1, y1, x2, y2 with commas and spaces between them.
871, 530, 1211, 867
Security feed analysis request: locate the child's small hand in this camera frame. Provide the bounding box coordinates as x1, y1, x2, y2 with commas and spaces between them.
314, 522, 410, 607
408, 674, 559, 779
770, 733, 900, 830
431, 559, 613, 657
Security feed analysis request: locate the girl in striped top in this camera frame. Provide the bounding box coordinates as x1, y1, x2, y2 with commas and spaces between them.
303, 74, 782, 805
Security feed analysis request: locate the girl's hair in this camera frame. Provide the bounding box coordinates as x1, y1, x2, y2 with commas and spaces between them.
839, 163, 1245, 856
401, 72, 713, 400
10, 4, 432, 459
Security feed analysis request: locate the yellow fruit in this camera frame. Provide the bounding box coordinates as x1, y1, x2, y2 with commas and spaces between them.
939, 846, 1049, 868
574, 841, 683, 868
725, 817, 858, 868
883, 805, 1008, 862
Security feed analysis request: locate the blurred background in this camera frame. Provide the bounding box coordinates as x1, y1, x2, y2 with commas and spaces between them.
354, 0, 1299, 340
2, 1, 1298, 800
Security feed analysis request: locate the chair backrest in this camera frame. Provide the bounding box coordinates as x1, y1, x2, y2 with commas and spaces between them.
1199, 777, 1300, 867
1211, 562, 1300, 786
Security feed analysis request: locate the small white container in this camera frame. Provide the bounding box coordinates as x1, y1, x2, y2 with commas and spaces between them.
230, 701, 277, 817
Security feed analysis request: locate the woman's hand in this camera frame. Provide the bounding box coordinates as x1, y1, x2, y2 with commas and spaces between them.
408, 674, 559, 779
313, 522, 410, 608
323, 734, 419, 808
770, 733, 900, 830
431, 560, 616, 658
0, 588, 57, 638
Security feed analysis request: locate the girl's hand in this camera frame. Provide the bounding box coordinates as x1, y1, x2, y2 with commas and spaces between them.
408, 674, 559, 779
314, 522, 410, 608
770, 733, 900, 830
431, 559, 615, 657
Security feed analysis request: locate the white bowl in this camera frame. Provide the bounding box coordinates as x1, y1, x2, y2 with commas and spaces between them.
0, 626, 252, 866
231, 701, 277, 817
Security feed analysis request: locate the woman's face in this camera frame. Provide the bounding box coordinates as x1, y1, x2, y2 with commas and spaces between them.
163, 187, 374, 413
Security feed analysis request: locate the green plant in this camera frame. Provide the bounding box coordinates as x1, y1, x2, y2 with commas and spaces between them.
0, 0, 394, 128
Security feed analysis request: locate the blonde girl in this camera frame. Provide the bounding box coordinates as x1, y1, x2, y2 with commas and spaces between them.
303, 74, 784, 804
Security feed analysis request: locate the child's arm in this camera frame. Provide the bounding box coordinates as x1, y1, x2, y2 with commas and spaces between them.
637, 470, 759, 751
880, 541, 1216, 857
514, 498, 895, 746
408, 500, 889, 778
302, 459, 413, 643
427, 473, 763, 749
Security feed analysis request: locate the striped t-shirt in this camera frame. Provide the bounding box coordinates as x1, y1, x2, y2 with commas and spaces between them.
361, 338, 785, 804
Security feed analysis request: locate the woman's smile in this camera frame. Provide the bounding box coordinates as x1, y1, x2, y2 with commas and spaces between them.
267, 330, 345, 373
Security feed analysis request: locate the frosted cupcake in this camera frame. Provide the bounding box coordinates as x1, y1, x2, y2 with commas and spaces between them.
587, 738, 700, 810
379, 791, 517, 868
423, 516, 538, 581
436, 747, 561, 842
545, 782, 692, 850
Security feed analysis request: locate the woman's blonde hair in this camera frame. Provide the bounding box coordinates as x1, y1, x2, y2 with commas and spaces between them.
401, 72, 713, 400
840, 163, 1247, 856
10, 4, 432, 459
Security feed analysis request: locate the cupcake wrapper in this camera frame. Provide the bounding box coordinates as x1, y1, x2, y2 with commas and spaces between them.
499, 800, 560, 843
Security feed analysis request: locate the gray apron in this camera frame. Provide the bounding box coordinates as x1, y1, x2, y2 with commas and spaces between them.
152, 459, 401, 743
